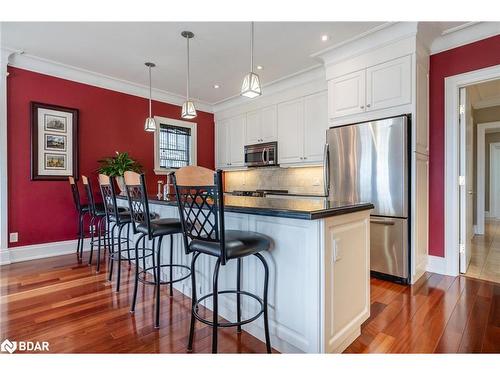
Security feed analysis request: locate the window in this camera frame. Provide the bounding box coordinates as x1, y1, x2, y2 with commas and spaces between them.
154, 117, 197, 174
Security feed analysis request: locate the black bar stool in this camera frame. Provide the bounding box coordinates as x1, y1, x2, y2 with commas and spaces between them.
124, 171, 191, 328
172, 166, 272, 354
82, 175, 108, 267
98, 174, 137, 289
68, 176, 87, 260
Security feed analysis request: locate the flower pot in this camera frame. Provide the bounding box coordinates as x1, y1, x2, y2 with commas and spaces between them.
116, 176, 126, 193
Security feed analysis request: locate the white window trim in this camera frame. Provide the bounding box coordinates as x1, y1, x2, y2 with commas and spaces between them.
153, 116, 197, 175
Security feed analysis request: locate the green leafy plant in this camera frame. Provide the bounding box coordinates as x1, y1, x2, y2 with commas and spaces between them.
97, 151, 142, 176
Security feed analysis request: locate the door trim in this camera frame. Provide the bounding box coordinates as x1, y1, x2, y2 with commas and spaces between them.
490, 142, 500, 219
444, 63, 500, 277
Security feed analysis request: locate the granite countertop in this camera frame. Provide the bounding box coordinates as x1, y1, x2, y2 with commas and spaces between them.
117, 194, 373, 220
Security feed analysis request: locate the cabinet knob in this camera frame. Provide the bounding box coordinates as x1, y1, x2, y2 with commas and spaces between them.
366, 104, 371, 108
360, 105, 364, 109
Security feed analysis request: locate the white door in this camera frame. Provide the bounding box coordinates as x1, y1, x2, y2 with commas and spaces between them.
260, 105, 278, 143
366, 55, 412, 112
229, 114, 246, 167
303, 91, 328, 163
328, 70, 365, 119
216, 119, 229, 169
459, 87, 473, 273
277, 98, 304, 164
245, 110, 261, 145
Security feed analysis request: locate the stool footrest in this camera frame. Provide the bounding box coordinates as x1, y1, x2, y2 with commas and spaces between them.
192, 290, 264, 328
138, 264, 191, 285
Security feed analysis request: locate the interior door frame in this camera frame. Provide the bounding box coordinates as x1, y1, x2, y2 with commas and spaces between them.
490, 142, 500, 220
444, 63, 500, 277
477, 122, 500, 230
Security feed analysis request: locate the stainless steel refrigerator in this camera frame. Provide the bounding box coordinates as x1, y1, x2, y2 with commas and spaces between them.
326, 115, 410, 283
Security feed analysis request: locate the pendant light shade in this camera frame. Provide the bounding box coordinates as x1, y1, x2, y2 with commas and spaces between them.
144, 62, 156, 132
181, 31, 197, 120
241, 22, 262, 98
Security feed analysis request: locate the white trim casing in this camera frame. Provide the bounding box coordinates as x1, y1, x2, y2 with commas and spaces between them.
444, 64, 500, 278
476, 122, 500, 234
153, 116, 197, 175
0, 238, 91, 266
490, 142, 500, 219
426, 255, 450, 276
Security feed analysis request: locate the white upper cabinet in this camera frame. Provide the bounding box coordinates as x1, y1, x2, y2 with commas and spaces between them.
328, 55, 412, 120
245, 105, 277, 145
216, 114, 246, 169
277, 98, 304, 165
328, 70, 365, 119
366, 55, 411, 111
304, 91, 328, 163
278, 91, 328, 165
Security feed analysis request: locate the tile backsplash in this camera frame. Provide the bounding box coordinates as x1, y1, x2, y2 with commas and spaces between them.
224, 166, 325, 195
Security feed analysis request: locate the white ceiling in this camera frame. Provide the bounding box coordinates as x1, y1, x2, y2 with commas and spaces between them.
2, 22, 470, 105
469, 79, 500, 109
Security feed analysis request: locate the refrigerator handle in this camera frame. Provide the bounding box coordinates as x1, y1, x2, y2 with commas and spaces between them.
323, 143, 330, 197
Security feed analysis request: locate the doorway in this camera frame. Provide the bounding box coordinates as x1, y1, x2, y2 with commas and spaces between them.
459, 79, 500, 283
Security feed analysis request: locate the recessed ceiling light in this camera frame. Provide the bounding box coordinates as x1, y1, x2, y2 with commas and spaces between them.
257, 65, 264, 70
321, 34, 329, 42
213, 84, 220, 89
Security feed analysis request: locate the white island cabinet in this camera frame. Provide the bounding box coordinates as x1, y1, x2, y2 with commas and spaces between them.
118, 196, 372, 353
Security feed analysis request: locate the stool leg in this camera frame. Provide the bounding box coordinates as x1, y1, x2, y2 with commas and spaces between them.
126, 223, 131, 266
96, 217, 103, 273
116, 224, 124, 292
212, 259, 221, 354
187, 252, 200, 352
154, 236, 163, 329
130, 234, 145, 313
79, 213, 85, 260
76, 213, 81, 258
141, 236, 146, 272
152, 238, 157, 283
169, 235, 174, 297
108, 223, 117, 282
236, 258, 242, 333
255, 253, 272, 353
88, 216, 95, 265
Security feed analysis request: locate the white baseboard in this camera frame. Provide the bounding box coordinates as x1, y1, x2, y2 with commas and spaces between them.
426, 255, 447, 275
0, 238, 90, 266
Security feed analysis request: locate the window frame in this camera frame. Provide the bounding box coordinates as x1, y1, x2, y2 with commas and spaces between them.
153, 116, 197, 175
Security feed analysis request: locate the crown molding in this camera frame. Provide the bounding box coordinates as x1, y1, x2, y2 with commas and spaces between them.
312, 22, 418, 67
212, 64, 325, 113
4, 47, 213, 113
430, 22, 500, 55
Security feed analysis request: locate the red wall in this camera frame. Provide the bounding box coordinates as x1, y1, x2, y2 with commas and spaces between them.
7, 67, 214, 248
429, 34, 500, 257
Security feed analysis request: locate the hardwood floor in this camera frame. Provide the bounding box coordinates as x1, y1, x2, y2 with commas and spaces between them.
345, 273, 500, 353
1, 253, 499, 353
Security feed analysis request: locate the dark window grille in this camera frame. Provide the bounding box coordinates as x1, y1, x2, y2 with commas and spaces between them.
159, 124, 191, 169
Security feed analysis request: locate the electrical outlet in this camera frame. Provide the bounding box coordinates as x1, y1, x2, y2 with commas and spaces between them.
9, 232, 18, 243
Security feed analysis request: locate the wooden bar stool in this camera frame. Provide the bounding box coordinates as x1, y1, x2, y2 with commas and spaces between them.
124, 171, 191, 328
172, 166, 272, 354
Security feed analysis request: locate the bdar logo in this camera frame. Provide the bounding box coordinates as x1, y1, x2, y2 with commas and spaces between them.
1, 339, 17, 354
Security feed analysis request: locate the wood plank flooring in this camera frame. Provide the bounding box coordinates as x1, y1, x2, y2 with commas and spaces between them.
1, 253, 499, 353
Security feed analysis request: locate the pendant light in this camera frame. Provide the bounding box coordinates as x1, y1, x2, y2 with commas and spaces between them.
241, 22, 262, 98
181, 31, 197, 119
144, 62, 156, 132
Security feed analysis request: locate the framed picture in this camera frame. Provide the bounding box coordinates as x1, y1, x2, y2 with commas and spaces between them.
31, 102, 79, 180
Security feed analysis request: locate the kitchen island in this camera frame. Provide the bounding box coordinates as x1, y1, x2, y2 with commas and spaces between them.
117, 194, 373, 353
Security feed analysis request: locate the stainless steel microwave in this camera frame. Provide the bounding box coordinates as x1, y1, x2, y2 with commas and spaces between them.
244, 142, 278, 167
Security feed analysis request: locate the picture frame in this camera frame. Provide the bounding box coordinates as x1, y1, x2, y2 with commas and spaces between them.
31, 102, 79, 180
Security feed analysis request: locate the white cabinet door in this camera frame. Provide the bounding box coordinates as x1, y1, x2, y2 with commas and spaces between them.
245, 110, 261, 145
303, 91, 328, 163
328, 70, 365, 119
216, 119, 229, 169
261, 105, 278, 143
366, 55, 411, 111
228, 114, 246, 167
278, 98, 304, 164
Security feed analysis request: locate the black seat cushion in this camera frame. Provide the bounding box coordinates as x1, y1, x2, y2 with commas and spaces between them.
189, 230, 270, 260
109, 210, 132, 223
137, 218, 182, 237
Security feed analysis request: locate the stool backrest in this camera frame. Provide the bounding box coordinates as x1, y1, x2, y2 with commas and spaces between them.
68, 176, 82, 212
98, 174, 121, 223
124, 171, 153, 237
82, 175, 97, 215
172, 166, 227, 263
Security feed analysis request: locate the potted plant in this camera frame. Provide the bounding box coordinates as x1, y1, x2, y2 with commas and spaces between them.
97, 151, 142, 192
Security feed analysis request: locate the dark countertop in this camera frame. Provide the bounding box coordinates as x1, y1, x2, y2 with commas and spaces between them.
117, 194, 373, 220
